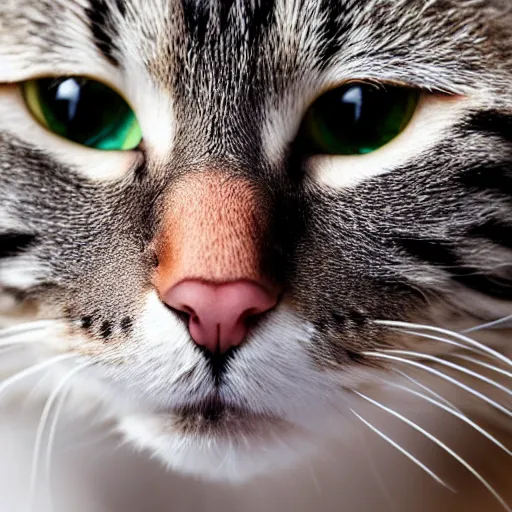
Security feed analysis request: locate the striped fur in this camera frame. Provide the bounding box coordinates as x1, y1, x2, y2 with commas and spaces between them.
0, 1, 511, 511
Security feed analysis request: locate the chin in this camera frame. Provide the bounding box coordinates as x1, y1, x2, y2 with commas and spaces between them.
118, 403, 321, 482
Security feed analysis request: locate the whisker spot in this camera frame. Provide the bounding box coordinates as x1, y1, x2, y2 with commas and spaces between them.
80, 316, 93, 330
120, 316, 133, 334
99, 320, 112, 340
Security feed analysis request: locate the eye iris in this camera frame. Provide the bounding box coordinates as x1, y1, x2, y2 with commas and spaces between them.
302, 83, 419, 155
23, 77, 142, 150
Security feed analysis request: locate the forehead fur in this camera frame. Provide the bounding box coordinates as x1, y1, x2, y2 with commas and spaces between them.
3, 0, 510, 170
2, 0, 511, 91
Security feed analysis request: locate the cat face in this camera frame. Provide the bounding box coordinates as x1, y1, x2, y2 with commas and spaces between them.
0, 0, 511, 482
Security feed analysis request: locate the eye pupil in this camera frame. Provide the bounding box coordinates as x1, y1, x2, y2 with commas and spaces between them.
299, 82, 419, 156
23, 77, 142, 151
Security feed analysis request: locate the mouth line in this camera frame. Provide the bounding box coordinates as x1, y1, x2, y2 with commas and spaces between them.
173, 396, 251, 422
167, 396, 281, 438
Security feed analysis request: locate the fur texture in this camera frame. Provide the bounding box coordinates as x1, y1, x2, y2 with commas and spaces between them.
0, 1, 511, 511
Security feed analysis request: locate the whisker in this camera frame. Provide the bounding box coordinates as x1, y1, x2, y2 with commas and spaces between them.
394, 329, 483, 356
451, 355, 512, 380
60, 426, 117, 454
355, 392, 511, 512
380, 350, 512, 397
351, 409, 452, 490
306, 462, 322, 496
375, 320, 512, 368
0, 336, 46, 350
386, 380, 512, 457
0, 322, 62, 353
0, 320, 58, 339
0, 346, 27, 356
393, 369, 463, 414
355, 420, 398, 512
0, 354, 77, 399
28, 362, 90, 512
464, 315, 512, 334
363, 352, 512, 418
393, 329, 512, 381
45, 385, 72, 480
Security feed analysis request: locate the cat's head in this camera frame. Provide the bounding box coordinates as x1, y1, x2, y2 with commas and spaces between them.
1, 0, 511, 482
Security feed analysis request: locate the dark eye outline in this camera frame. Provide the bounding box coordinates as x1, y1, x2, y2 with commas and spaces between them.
21, 76, 143, 151
296, 80, 421, 157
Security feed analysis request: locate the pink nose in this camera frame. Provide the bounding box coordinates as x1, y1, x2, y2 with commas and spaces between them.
163, 280, 278, 353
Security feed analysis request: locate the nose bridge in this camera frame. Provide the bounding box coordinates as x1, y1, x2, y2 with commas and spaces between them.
154, 172, 268, 294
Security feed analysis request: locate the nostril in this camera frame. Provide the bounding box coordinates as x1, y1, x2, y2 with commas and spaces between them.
240, 308, 266, 328
181, 305, 196, 316
189, 314, 201, 327
243, 307, 260, 318
166, 297, 195, 317
162, 279, 279, 353
164, 303, 191, 324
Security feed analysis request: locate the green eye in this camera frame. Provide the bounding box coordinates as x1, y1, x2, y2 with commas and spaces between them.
23, 77, 142, 150
299, 82, 419, 156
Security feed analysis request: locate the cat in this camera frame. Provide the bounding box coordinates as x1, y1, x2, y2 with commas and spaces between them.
0, 0, 511, 510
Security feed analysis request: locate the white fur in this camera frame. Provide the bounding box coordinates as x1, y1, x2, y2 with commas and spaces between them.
99, 294, 357, 480
0, 254, 45, 290
0, 337, 510, 511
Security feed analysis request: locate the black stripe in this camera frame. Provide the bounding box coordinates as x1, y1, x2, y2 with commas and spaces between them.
114, 0, 126, 18
316, 0, 354, 66
85, 0, 121, 66
120, 316, 133, 333
246, 1, 276, 48
469, 220, 512, 250
99, 320, 112, 339
182, 0, 276, 51
399, 237, 512, 299
466, 111, 512, 143
218, 0, 237, 33
398, 238, 459, 268
80, 315, 94, 329
459, 163, 512, 197
182, 0, 210, 49
0, 233, 36, 259
459, 111, 512, 198
452, 273, 512, 301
